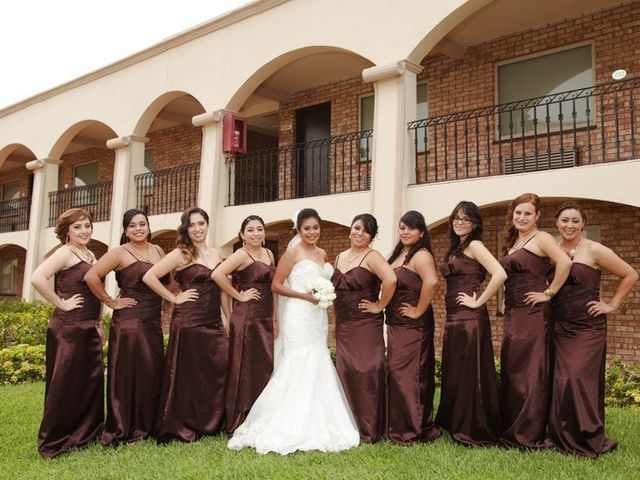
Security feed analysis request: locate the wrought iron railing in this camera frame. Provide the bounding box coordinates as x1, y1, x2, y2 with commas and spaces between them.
408, 76, 639, 183
134, 163, 199, 215
0, 197, 31, 233
227, 130, 373, 206
48, 182, 113, 226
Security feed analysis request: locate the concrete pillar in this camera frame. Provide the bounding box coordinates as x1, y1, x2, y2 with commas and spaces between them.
193, 111, 226, 248
363, 60, 422, 255
22, 158, 61, 300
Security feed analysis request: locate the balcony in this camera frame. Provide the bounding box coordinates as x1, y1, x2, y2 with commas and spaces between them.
48, 182, 113, 226
134, 163, 199, 216
227, 130, 372, 206
0, 197, 31, 233
408, 77, 639, 184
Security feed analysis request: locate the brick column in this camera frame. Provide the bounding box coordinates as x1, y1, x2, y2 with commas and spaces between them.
363, 60, 422, 255
22, 158, 61, 300
193, 111, 226, 248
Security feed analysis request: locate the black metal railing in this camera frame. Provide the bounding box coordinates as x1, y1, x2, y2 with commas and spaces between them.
228, 130, 373, 206
48, 182, 113, 226
134, 163, 199, 215
0, 197, 31, 233
408, 76, 639, 183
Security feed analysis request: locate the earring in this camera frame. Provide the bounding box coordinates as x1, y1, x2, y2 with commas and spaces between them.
242, 240, 246, 246
262, 240, 265, 247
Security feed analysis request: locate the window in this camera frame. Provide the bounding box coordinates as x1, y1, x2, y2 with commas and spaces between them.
416, 83, 428, 153
497, 44, 594, 137
1, 181, 19, 202
359, 95, 374, 161
0, 257, 18, 295
73, 162, 98, 205
141, 149, 155, 196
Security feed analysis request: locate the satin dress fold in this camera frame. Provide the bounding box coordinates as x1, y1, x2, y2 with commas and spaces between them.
101, 261, 167, 446
386, 267, 441, 444
499, 248, 553, 449
332, 266, 386, 443
225, 260, 275, 434
549, 263, 617, 458
155, 263, 228, 443
38, 261, 104, 459
436, 254, 500, 446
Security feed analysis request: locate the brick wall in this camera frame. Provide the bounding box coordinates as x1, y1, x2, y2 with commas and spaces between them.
58, 148, 115, 189
0, 167, 32, 197
0, 245, 26, 299
428, 198, 640, 365
146, 124, 202, 171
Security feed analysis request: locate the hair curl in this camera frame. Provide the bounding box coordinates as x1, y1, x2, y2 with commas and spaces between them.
176, 207, 210, 263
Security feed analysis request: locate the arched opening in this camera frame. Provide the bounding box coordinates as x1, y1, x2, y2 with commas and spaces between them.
225, 47, 375, 206
0, 244, 26, 299
0, 144, 36, 233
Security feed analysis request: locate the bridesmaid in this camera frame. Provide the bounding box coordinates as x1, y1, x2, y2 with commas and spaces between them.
499, 193, 571, 449
549, 201, 638, 457
435, 201, 506, 446
386, 210, 441, 444
332, 214, 396, 443
142, 207, 230, 443
30, 208, 104, 458
211, 215, 276, 435
84, 208, 166, 445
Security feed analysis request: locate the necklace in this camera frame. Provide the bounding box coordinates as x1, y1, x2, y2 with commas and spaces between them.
69, 244, 93, 263
345, 248, 366, 264
196, 246, 210, 259
513, 230, 538, 250
130, 242, 152, 262
560, 237, 581, 260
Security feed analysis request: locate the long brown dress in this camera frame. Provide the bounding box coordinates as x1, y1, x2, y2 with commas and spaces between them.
436, 254, 500, 446
38, 260, 104, 459
386, 267, 441, 444
499, 247, 553, 449
332, 253, 385, 443
155, 263, 228, 443
101, 253, 167, 446
225, 255, 275, 434
549, 263, 617, 458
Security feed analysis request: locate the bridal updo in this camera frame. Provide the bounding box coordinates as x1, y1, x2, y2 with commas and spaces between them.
295, 208, 321, 231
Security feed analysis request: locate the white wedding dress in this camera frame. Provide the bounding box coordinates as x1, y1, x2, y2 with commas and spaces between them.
227, 259, 360, 455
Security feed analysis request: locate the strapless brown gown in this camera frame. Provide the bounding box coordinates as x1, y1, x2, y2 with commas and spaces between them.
225, 261, 275, 434
101, 261, 167, 446
549, 263, 617, 458
332, 267, 385, 443
37, 261, 104, 459
499, 248, 553, 449
155, 263, 228, 443
386, 267, 441, 444
436, 254, 500, 446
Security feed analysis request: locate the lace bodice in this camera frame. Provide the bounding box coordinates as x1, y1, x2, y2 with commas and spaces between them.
288, 259, 334, 292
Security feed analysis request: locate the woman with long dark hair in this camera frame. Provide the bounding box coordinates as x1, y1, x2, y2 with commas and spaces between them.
498, 193, 571, 449
549, 201, 638, 457
31, 208, 104, 458
211, 215, 276, 435
143, 207, 230, 443
332, 213, 396, 443
386, 210, 441, 444
435, 201, 506, 446
84, 208, 166, 445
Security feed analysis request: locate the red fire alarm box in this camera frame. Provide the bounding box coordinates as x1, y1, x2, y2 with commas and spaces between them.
223, 114, 247, 154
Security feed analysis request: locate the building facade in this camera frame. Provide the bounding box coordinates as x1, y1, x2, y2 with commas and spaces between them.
1, 0, 638, 362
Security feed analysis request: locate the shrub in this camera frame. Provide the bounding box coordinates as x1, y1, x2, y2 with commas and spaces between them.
605, 358, 640, 408
0, 300, 52, 348
0, 344, 46, 385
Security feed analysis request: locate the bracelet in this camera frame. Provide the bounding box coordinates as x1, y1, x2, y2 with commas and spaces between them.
543, 288, 556, 298
100, 293, 118, 309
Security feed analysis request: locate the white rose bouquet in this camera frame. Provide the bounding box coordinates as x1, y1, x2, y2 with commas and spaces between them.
305, 276, 337, 309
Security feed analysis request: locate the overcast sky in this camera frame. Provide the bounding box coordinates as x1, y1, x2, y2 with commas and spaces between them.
0, 0, 251, 109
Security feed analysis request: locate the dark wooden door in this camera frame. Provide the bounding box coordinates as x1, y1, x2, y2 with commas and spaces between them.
295, 103, 330, 197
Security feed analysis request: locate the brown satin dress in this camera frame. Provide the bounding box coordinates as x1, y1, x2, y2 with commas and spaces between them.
386, 267, 441, 444
499, 247, 553, 449
101, 255, 167, 446
155, 263, 229, 443
549, 263, 617, 458
332, 255, 385, 443
38, 260, 104, 459
225, 256, 275, 434
436, 254, 500, 446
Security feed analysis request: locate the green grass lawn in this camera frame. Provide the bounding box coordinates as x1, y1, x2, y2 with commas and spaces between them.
1, 382, 638, 480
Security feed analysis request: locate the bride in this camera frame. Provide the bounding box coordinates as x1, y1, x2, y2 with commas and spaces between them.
228, 208, 360, 455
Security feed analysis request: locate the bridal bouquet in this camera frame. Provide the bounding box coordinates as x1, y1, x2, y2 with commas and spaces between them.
305, 277, 337, 309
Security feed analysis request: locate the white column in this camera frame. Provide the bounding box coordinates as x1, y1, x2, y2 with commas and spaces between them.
22, 158, 61, 300
363, 60, 422, 255
104, 135, 147, 297
193, 111, 226, 248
